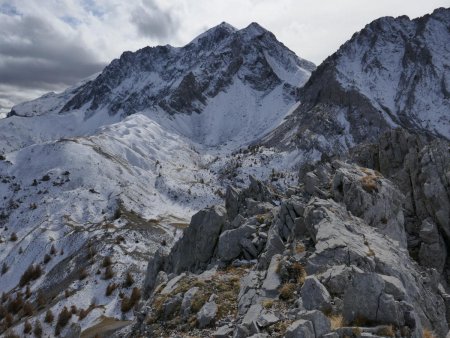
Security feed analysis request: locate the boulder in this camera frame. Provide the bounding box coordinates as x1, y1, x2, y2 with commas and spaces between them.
217, 224, 257, 261
331, 162, 407, 248
180, 286, 199, 318
301, 276, 331, 312
170, 205, 227, 273
163, 293, 183, 320
197, 300, 218, 328
213, 325, 234, 337
418, 219, 447, 273
261, 255, 282, 297
285, 319, 315, 338
298, 310, 331, 337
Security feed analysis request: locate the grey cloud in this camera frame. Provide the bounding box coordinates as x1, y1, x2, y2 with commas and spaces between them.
131, 0, 179, 40
0, 14, 106, 107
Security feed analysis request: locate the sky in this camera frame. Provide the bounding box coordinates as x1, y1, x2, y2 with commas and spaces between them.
0, 0, 448, 114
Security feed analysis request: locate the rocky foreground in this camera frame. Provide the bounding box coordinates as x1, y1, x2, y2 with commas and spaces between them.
113, 129, 450, 338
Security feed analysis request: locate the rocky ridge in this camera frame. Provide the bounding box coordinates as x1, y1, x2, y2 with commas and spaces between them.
126, 129, 450, 338
264, 7, 450, 155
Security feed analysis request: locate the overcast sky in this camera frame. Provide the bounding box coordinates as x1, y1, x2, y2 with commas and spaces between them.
0, 0, 448, 114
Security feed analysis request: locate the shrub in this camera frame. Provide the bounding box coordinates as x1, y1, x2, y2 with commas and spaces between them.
121, 287, 141, 313
23, 301, 34, 316
44, 309, 54, 323
5, 330, 19, 338
0, 304, 5, 319
377, 325, 395, 337
123, 272, 134, 287
1, 292, 9, 303
329, 314, 344, 330
79, 268, 88, 280
23, 320, 32, 334
41, 175, 50, 182
290, 262, 307, 285
7, 292, 23, 314
1, 262, 8, 275
19, 265, 42, 286
9, 233, 17, 242
102, 256, 112, 268
361, 174, 378, 193
4, 312, 13, 328
70, 305, 77, 314
36, 292, 46, 309
423, 329, 436, 338
103, 266, 114, 280
56, 306, 71, 329
105, 283, 118, 296
43, 254, 51, 264
33, 320, 43, 337
279, 283, 296, 300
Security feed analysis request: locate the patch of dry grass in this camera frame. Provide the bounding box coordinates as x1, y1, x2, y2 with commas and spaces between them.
361, 174, 379, 193
377, 325, 395, 337
329, 314, 344, 330
279, 283, 296, 300
423, 329, 436, 338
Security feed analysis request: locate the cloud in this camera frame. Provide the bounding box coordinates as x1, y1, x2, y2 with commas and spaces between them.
0, 15, 105, 89
131, 0, 179, 40
0, 0, 448, 114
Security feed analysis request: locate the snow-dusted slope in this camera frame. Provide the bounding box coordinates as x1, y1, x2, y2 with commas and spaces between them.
264, 7, 450, 155
0, 22, 316, 336
0, 114, 222, 334
1, 22, 314, 154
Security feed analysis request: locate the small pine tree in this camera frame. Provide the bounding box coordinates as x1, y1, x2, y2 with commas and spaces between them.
23, 301, 34, 316
102, 256, 112, 267
4, 312, 13, 328
44, 309, 54, 323
23, 319, 32, 334
43, 254, 51, 264
25, 285, 31, 299
123, 271, 134, 287
56, 306, 71, 330
1, 262, 8, 275
33, 320, 43, 337
10, 232, 17, 241
103, 266, 114, 280
49, 244, 57, 255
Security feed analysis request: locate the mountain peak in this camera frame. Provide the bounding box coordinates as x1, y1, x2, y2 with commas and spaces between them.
190, 22, 237, 45
241, 22, 269, 37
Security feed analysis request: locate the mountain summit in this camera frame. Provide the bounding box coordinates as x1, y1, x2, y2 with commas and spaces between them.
6, 22, 314, 149
264, 7, 450, 154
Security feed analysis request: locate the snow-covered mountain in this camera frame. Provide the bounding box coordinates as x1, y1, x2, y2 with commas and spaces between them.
264, 7, 450, 154
1, 8, 450, 337
3, 22, 314, 153
0, 22, 315, 336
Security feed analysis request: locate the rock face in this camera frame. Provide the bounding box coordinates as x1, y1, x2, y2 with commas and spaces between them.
350, 128, 450, 273
264, 8, 450, 154
137, 138, 450, 337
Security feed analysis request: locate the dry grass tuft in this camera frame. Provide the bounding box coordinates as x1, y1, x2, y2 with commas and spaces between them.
361, 175, 379, 193
423, 329, 436, 338
329, 314, 344, 330
377, 325, 395, 337
279, 283, 296, 300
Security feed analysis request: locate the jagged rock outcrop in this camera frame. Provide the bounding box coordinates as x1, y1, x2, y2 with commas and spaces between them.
135, 147, 449, 337
350, 128, 450, 274
264, 8, 450, 155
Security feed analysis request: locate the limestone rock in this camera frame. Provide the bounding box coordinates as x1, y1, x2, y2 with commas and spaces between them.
197, 300, 218, 328
301, 276, 331, 312
285, 319, 315, 338
298, 310, 331, 337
